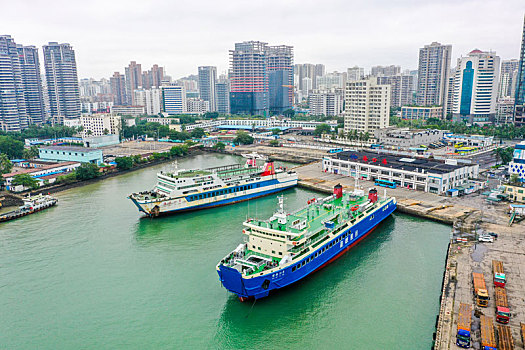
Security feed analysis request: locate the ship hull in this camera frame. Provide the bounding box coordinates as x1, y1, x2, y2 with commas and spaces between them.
130, 173, 297, 217
217, 197, 396, 300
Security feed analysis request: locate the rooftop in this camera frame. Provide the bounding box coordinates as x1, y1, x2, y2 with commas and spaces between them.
2, 161, 80, 178
333, 151, 473, 175
40, 145, 101, 153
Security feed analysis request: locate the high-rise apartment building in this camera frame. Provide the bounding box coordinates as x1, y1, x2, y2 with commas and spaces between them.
344, 78, 390, 134
17, 45, 45, 125
125, 61, 142, 105
317, 73, 345, 90
110, 72, 127, 106
42, 42, 81, 120
0, 35, 28, 131
294, 63, 325, 96
445, 68, 456, 117
514, 16, 525, 127
347, 66, 364, 82
134, 88, 162, 115
376, 74, 414, 108
198, 66, 217, 112
370, 65, 401, 77
215, 76, 230, 114
162, 85, 186, 115
499, 59, 519, 99
142, 64, 164, 89
416, 42, 452, 112
452, 49, 500, 123
309, 90, 343, 116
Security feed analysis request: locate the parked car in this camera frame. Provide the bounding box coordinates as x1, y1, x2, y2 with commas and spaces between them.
487, 232, 498, 239
478, 235, 494, 243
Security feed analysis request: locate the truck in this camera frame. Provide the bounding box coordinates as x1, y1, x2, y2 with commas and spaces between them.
495, 287, 511, 324
473, 272, 490, 307
492, 260, 507, 287
480, 315, 497, 350
497, 324, 514, 350
456, 303, 472, 348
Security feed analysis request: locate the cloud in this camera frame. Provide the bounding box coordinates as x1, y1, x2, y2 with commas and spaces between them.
2, 0, 524, 78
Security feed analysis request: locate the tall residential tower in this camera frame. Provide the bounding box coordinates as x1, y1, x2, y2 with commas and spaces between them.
43, 42, 81, 119
0, 35, 28, 131
416, 42, 452, 114
198, 66, 217, 112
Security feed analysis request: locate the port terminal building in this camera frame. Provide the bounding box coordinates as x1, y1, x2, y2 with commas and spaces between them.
38, 146, 103, 165
2, 161, 80, 191
374, 127, 446, 148
322, 151, 480, 195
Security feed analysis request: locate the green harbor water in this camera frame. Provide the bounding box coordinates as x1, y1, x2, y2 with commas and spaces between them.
0, 154, 451, 349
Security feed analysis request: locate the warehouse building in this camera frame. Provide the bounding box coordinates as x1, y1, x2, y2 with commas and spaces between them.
322, 151, 479, 194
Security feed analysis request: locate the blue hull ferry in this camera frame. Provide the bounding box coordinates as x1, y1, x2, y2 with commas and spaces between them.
217, 185, 396, 300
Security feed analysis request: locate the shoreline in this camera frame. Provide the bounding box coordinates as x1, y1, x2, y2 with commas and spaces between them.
23, 148, 207, 196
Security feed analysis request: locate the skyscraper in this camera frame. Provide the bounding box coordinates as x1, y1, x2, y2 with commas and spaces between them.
344, 78, 390, 134
110, 72, 127, 106
125, 61, 142, 105
0, 35, 28, 131
198, 66, 217, 112
347, 66, 364, 82
142, 64, 164, 89
452, 49, 500, 124
229, 41, 268, 115
43, 42, 81, 119
416, 42, 452, 112
294, 63, 325, 95
267, 45, 293, 114
215, 76, 230, 114
17, 45, 45, 125
377, 74, 414, 108
370, 65, 401, 77
499, 59, 519, 99
515, 15, 525, 126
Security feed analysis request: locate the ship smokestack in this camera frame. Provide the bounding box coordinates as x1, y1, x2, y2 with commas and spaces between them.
368, 188, 378, 203
334, 184, 343, 199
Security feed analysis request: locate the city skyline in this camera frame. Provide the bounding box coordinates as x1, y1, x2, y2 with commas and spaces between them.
3, 0, 524, 79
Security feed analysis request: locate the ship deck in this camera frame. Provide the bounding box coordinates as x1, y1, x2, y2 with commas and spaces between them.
249, 194, 370, 237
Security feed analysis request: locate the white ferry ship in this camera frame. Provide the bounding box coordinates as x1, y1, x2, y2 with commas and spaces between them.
128, 154, 298, 217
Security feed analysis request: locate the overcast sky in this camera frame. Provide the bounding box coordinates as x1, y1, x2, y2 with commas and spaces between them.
2, 0, 524, 79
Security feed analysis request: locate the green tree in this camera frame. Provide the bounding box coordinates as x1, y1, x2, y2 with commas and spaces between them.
269, 139, 280, 147
204, 112, 219, 118
115, 157, 134, 170
509, 174, 520, 185
22, 145, 40, 159
75, 163, 100, 180
234, 131, 254, 145
11, 174, 39, 190
213, 142, 226, 151
494, 147, 514, 165
190, 128, 206, 139
314, 124, 331, 136
271, 128, 281, 135
283, 109, 295, 118
0, 136, 24, 159
0, 153, 13, 174
103, 128, 109, 135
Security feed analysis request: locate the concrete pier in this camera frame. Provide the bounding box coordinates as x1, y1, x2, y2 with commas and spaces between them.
293, 161, 525, 349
